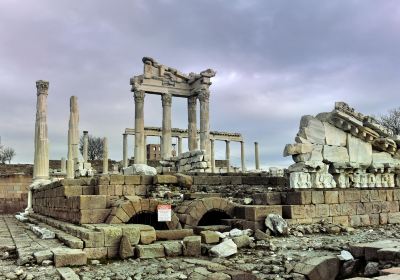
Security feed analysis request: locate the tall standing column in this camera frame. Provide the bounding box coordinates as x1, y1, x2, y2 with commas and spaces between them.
210, 139, 215, 173
33, 80, 50, 180
103, 137, 108, 175
83, 131, 89, 163
199, 89, 210, 156
66, 96, 79, 179
188, 96, 198, 151
134, 91, 145, 164
240, 141, 246, 172
177, 136, 183, 155
161, 93, 172, 159
123, 133, 128, 168
255, 141, 260, 170
225, 140, 230, 173
61, 157, 66, 173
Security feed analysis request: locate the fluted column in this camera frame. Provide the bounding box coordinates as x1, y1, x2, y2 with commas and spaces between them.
199, 89, 210, 155
210, 139, 215, 173
103, 137, 108, 174
33, 80, 50, 180
188, 96, 198, 151
123, 133, 128, 168
241, 141, 246, 172
225, 140, 230, 173
134, 91, 145, 164
255, 141, 260, 170
83, 131, 89, 163
177, 136, 183, 155
161, 93, 172, 159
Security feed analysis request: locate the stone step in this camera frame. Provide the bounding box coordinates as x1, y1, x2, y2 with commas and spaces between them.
52, 248, 87, 267
27, 217, 84, 249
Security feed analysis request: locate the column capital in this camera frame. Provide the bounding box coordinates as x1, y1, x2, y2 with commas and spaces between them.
188, 95, 197, 106
198, 89, 210, 102
162, 93, 172, 107
36, 80, 49, 95
134, 90, 145, 103
225, 140, 230, 144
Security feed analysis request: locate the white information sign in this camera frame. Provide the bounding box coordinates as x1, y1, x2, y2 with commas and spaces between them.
157, 205, 171, 222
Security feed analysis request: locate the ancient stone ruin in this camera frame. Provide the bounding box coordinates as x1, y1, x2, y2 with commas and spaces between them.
5, 59, 400, 280
285, 102, 400, 189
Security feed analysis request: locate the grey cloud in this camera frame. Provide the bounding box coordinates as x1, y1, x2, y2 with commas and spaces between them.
0, 0, 399, 169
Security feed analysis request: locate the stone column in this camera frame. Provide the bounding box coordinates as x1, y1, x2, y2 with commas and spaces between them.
177, 136, 183, 155
123, 133, 128, 168
83, 131, 89, 163
144, 136, 147, 164
188, 96, 198, 151
199, 90, 210, 156
255, 141, 260, 170
210, 139, 215, 173
60, 157, 66, 173
134, 91, 145, 164
66, 96, 79, 179
225, 140, 230, 173
103, 137, 108, 175
33, 80, 50, 180
240, 141, 246, 172
161, 93, 172, 159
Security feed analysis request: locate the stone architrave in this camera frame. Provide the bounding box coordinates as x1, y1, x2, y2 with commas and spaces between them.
103, 137, 109, 175
297, 115, 326, 145
323, 122, 347, 146
33, 80, 50, 180
322, 145, 349, 163
161, 93, 172, 159
198, 89, 210, 156
347, 134, 372, 166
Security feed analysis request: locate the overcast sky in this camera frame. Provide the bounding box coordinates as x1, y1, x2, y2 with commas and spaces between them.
1, 0, 399, 169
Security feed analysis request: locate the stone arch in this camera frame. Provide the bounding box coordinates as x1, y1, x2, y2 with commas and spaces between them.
175, 197, 236, 228
106, 197, 181, 230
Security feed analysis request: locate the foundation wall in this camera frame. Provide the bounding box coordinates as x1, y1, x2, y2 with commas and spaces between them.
0, 174, 31, 214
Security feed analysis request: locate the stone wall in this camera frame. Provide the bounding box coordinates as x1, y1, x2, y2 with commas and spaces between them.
0, 174, 31, 214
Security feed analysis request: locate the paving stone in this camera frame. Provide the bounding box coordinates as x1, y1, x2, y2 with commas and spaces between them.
33, 249, 53, 264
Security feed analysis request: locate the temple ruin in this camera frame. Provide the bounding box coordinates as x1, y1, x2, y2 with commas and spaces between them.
6, 58, 400, 279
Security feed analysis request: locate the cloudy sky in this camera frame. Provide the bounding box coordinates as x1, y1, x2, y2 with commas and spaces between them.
1, 0, 399, 169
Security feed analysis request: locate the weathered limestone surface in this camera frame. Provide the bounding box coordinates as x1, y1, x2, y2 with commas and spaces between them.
285, 102, 400, 189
